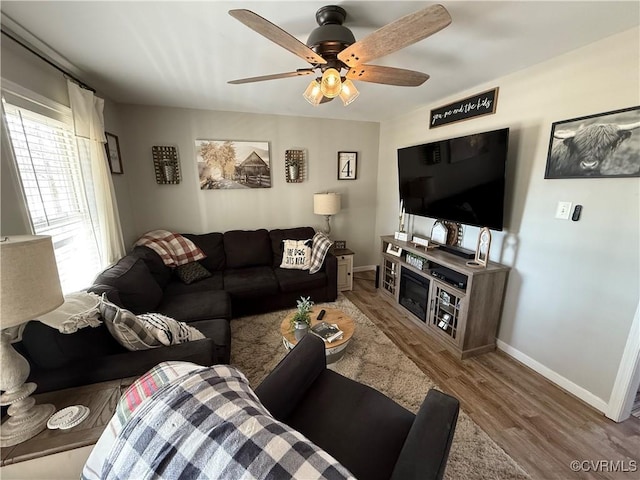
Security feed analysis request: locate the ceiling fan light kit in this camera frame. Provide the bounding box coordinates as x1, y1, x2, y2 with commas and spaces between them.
339, 79, 359, 106
320, 68, 342, 98
228, 4, 451, 107
303, 79, 323, 106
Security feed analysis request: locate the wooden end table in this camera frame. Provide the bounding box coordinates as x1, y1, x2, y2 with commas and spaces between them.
0, 377, 135, 470
280, 307, 355, 363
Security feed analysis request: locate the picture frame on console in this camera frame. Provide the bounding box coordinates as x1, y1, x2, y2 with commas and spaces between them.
386, 243, 403, 257
544, 106, 640, 179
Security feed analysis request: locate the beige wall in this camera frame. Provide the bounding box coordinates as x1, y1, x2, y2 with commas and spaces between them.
376, 27, 640, 406
115, 105, 380, 265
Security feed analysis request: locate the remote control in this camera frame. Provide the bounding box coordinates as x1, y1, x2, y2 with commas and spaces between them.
572, 205, 582, 221
317, 309, 326, 320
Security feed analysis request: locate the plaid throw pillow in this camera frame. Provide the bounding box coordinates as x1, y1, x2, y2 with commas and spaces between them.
99, 297, 162, 351
137, 313, 205, 346
175, 261, 212, 284
309, 232, 333, 274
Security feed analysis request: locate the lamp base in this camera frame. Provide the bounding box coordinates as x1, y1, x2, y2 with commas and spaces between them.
0, 332, 56, 447
322, 215, 332, 236
0, 398, 55, 447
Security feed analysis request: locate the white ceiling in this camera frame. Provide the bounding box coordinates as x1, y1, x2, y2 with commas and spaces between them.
1, 1, 638, 122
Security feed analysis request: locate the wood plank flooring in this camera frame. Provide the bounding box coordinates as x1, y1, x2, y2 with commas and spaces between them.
344, 271, 640, 480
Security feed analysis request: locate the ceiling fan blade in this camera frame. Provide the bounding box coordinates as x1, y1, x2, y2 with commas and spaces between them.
228, 69, 314, 85
229, 9, 326, 65
346, 64, 429, 86
338, 4, 451, 66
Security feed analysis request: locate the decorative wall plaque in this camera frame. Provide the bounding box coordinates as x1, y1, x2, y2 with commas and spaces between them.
429, 88, 499, 128
285, 149, 305, 183
152, 146, 181, 184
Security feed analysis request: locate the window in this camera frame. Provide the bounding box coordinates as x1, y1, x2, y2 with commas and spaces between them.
3, 90, 102, 293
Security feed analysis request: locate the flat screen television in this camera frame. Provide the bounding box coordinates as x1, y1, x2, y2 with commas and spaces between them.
397, 127, 509, 231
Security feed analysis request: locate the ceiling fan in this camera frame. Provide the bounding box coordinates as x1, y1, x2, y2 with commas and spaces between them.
228, 4, 452, 106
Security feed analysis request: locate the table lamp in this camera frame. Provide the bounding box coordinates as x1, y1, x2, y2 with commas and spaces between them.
0, 235, 64, 447
313, 193, 341, 236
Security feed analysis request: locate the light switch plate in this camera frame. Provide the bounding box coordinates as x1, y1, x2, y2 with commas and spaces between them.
555, 201, 572, 220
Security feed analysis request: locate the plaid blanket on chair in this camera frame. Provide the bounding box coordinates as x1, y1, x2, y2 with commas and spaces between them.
134, 229, 205, 267
99, 365, 354, 480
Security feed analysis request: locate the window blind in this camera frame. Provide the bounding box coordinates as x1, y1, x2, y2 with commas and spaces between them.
3, 100, 102, 294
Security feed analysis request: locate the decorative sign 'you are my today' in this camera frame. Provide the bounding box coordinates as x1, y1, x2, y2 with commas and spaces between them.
429, 88, 499, 128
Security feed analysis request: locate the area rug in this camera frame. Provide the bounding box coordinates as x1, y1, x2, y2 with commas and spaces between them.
230, 294, 530, 480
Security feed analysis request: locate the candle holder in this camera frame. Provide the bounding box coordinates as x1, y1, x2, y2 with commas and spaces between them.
395, 200, 408, 241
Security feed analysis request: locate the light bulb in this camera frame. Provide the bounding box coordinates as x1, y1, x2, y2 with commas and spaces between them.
320, 68, 342, 98
303, 79, 323, 106
339, 79, 359, 106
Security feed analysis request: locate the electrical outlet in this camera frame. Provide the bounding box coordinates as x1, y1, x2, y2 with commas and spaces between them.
555, 201, 572, 220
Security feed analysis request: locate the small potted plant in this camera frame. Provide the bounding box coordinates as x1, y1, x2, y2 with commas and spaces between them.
291, 296, 313, 340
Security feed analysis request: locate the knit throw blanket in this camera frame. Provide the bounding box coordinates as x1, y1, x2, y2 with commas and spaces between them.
134, 230, 205, 267
99, 365, 354, 480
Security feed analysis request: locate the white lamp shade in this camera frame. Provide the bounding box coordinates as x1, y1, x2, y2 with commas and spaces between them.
314, 193, 341, 215
0, 235, 64, 328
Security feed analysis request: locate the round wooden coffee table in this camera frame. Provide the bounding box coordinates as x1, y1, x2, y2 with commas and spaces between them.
280, 307, 355, 363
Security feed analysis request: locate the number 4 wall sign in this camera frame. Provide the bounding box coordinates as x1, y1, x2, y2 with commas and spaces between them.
338, 151, 357, 180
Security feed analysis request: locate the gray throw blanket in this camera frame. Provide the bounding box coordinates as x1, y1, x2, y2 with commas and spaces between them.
101, 365, 354, 479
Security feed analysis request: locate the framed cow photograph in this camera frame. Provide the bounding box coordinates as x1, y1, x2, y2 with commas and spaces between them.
544, 106, 640, 179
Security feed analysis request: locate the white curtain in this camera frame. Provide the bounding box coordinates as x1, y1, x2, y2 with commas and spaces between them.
67, 81, 125, 265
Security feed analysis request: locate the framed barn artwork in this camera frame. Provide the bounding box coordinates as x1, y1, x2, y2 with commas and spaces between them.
196, 140, 271, 189
544, 106, 640, 179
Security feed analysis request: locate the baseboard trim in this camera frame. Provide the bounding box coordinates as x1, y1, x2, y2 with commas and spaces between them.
496, 339, 608, 413
354, 265, 376, 273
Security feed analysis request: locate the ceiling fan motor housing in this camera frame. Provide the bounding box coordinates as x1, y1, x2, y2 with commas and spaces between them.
307, 5, 355, 61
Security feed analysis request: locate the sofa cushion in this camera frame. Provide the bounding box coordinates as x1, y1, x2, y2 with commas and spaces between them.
192, 318, 232, 364
174, 261, 212, 284
275, 268, 328, 293
182, 232, 226, 271
93, 256, 163, 314
270, 227, 316, 267
280, 239, 312, 270
163, 272, 224, 297
19, 320, 124, 370
223, 229, 272, 268
223, 266, 279, 298
131, 246, 172, 289
157, 289, 232, 322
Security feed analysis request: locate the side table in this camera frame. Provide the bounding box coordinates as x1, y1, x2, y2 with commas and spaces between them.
334, 248, 354, 291
0, 377, 134, 477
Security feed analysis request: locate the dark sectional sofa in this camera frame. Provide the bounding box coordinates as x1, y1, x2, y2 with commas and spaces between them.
17, 227, 337, 393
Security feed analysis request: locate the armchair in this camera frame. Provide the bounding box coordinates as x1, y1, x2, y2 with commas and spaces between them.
255, 334, 460, 480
